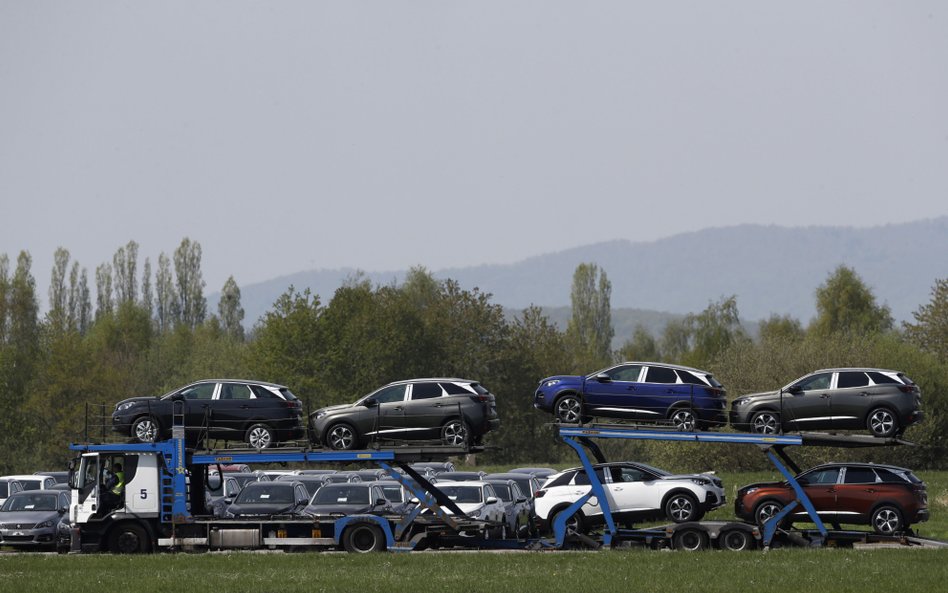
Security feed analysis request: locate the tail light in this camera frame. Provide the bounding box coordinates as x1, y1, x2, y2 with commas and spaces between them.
898, 385, 919, 394
534, 489, 546, 498
282, 401, 302, 409
469, 395, 491, 403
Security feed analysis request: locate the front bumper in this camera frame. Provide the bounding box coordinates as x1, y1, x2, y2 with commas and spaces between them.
0, 527, 59, 547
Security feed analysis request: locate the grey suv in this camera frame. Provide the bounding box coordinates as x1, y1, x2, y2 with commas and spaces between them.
729, 368, 922, 437
309, 378, 500, 450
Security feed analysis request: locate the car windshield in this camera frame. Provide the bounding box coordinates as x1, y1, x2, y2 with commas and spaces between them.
0, 483, 8, 498
490, 484, 512, 501
17, 480, 42, 490
439, 486, 483, 503
379, 485, 404, 502
2, 493, 59, 512
235, 485, 295, 504
312, 485, 370, 505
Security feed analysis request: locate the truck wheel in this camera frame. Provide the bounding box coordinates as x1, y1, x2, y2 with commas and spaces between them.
343, 523, 386, 553
664, 493, 700, 523
108, 523, 151, 554
718, 528, 755, 551
245, 423, 275, 449
326, 423, 359, 450
131, 416, 160, 443
673, 527, 709, 551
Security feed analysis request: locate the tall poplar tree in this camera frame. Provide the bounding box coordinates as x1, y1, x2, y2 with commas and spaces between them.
565, 263, 613, 370
218, 275, 245, 340
48, 247, 70, 332
95, 263, 113, 319
155, 252, 178, 332
173, 238, 207, 329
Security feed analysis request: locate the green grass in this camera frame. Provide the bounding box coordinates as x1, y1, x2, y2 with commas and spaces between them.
2, 548, 947, 593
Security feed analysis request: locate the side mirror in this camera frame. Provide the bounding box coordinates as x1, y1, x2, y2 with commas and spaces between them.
363, 397, 378, 408
595, 373, 611, 383
410, 497, 420, 504
374, 498, 387, 507
486, 496, 498, 505
59, 507, 68, 514
787, 385, 803, 395
516, 497, 527, 504
797, 478, 809, 486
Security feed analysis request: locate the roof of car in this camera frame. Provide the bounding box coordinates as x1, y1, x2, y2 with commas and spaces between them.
188, 379, 288, 388
809, 462, 913, 472
383, 378, 478, 386
808, 368, 900, 374
614, 362, 712, 374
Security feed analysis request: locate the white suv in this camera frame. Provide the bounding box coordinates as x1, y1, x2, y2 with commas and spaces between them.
534, 462, 725, 533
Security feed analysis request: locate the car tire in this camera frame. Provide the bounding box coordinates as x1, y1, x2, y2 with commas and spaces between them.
342, 523, 386, 553
750, 411, 781, 435
552, 508, 585, 535
871, 505, 904, 535
718, 528, 755, 551
664, 492, 701, 523
867, 407, 899, 438
669, 407, 697, 432
108, 522, 151, 554
672, 527, 709, 551
245, 423, 275, 449
325, 423, 359, 450
131, 416, 161, 444
440, 419, 470, 447
754, 500, 786, 527
554, 394, 584, 424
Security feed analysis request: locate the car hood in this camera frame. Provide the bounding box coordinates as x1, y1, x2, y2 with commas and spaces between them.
228, 502, 302, 517
304, 503, 375, 516
734, 390, 781, 402
0, 510, 62, 525
310, 403, 355, 418
114, 395, 160, 408
659, 473, 722, 485
738, 481, 783, 493
539, 375, 584, 385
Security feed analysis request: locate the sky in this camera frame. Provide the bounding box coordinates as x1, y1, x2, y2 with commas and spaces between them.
2, 2, 947, 308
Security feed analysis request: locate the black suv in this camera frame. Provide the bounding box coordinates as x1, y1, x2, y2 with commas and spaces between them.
309, 378, 500, 450
112, 379, 305, 448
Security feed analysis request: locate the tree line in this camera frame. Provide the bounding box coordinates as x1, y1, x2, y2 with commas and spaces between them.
0, 244, 946, 475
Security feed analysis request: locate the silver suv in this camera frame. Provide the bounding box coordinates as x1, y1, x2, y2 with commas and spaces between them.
309, 378, 500, 450
729, 368, 922, 437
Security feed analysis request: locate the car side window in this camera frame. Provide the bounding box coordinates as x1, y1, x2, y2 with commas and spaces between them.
644, 366, 678, 384
843, 467, 877, 484
573, 468, 607, 486
618, 467, 648, 482
874, 468, 908, 484
440, 382, 472, 395
180, 383, 216, 400
837, 372, 870, 389
803, 468, 840, 484
250, 385, 280, 399
867, 372, 899, 385
371, 385, 407, 404
606, 365, 642, 381
793, 373, 832, 392
676, 370, 708, 386
410, 382, 443, 400
221, 383, 253, 400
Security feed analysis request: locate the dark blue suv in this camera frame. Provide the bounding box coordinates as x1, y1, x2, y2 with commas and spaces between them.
533, 362, 727, 431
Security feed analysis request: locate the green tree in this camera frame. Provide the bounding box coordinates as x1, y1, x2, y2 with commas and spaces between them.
95, 262, 113, 319
683, 295, 748, 367
0, 254, 8, 342
48, 247, 70, 332
617, 325, 661, 361
155, 252, 178, 332
112, 240, 139, 305
903, 278, 948, 361
758, 313, 805, 343
174, 238, 207, 329
565, 263, 613, 370
811, 265, 893, 337
217, 275, 245, 341
141, 257, 153, 320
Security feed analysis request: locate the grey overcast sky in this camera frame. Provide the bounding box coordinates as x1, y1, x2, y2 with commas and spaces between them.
2, 1, 947, 305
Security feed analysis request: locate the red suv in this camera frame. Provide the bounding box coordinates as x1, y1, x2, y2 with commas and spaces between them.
735, 462, 928, 535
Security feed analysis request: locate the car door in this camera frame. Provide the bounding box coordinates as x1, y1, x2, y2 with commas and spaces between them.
211, 382, 256, 439
782, 372, 833, 430
175, 382, 218, 434
362, 384, 408, 441
583, 365, 646, 418
401, 381, 450, 439
797, 466, 840, 519
633, 366, 686, 419
830, 371, 873, 430
833, 466, 881, 524
605, 465, 658, 514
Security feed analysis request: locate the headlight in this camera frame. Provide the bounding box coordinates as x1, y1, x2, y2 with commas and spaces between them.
116, 402, 136, 412
543, 380, 561, 388
35, 520, 54, 529
732, 398, 750, 406
743, 487, 759, 496
314, 411, 327, 420
691, 478, 710, 486
469, 508, 483, 519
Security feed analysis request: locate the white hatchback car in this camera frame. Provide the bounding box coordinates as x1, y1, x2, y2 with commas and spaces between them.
534, 462, 725, 533
425, 481, 507, 524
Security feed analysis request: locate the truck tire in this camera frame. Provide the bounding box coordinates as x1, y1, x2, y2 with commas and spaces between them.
718, 527, 755, 551
108, 522, 151, 554
343, 523, 386, 553
673, 527, 709, 551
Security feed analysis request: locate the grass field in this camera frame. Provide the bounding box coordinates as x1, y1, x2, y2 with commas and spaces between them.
2, 548, 947, 593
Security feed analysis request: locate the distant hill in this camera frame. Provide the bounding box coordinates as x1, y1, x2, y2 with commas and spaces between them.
225, 218, 948, 335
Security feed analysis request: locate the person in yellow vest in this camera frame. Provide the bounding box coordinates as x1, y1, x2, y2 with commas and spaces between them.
111, 463, 125, 498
